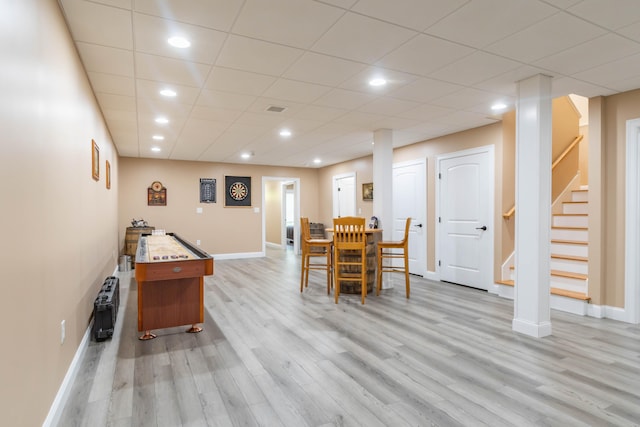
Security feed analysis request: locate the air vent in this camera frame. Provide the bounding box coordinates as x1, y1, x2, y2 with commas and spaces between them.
266, 105, 287, 113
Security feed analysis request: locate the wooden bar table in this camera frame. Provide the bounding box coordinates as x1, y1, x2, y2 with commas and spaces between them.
135, 233, 213, 340
326, 227, 382, 294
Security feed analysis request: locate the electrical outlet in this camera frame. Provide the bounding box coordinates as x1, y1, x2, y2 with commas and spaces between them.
61, 320, 66, 344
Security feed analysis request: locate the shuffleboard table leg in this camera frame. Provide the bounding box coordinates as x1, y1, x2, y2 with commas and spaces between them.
139, 330, 157, 340
186, 324, 202, 333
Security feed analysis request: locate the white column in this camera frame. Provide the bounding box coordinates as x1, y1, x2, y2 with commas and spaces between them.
373, 129, 394, 289
512, 74, 552, 338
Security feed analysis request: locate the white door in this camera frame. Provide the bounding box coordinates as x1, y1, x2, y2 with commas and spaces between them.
438, 146, 494, 290
333, 173, 356, 218
392, 159, 426, 276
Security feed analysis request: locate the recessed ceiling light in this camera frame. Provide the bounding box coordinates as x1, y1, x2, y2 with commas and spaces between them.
241, 152, 251, 159
152, 135, 164, 140
369, 78, 387, 87
160, 89, 176, 97
313, 158, 322, 164
151, 147, 161, 152
279, 129, 292, 137
155, 117, 169, 124
491, 102, 508, 111
167, 36, 190, 48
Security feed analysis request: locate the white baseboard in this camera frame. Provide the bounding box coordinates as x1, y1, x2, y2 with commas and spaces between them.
424, 270, 439, 282
43, 324, 92, 427
265, 242, 282, 249
602, 305, 630, 322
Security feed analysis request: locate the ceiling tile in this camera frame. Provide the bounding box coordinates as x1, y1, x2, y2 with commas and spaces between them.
87, 72, 135, 97
189, 106, 242, 123
246, 97, 305, 116
550, 76, 616, 98
533, 33, 640, 75
231, 0, 343, 49
572, 52, 640, 90
311, 12, 416, 63
196, 89, 257, 111
431, 87, 501, 110
293, 105, 349, 122
96, 93, 136, 112
474, 65, 553, 96
76, 43, 134, 76
283, 52, 366, 87
60, 0, 132, 48
262, 79, 332, 104
133, 13, 226, 65
133, 0, 244, 31
399, 104, 456, 121
135, 53, 210, 87
486, 12, 608, 63
568, 0, 640, 30
313, 88, 377, 110
388, 77, 463, 102
618, 21, 640, 43
425, 0, 556, 48
357, 97, 420, 116
204, 67, 276, 96
429, 51, 521, 86
351, 0, 470, 31
377, 34, 475, 76
135, 79, 200, 105
216, 35, 305, 77
338, 66, 418, 94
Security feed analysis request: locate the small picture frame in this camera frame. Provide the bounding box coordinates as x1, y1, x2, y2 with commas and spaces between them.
91, 139, 99, 181
200, 178, 216, 203
362, 182, 373, 201
106, 160, 111, 189
224, 176, 251, 207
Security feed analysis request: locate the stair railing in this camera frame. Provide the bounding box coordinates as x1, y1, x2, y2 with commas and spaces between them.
503, 134, 584, 219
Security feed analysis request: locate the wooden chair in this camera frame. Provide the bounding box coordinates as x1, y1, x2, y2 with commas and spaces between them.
300, 217, 332, 294
333, 216, 367, 304
377, 217, 411, 298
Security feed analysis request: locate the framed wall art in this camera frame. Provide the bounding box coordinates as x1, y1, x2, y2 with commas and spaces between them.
106, 160, 111, 189
91, 139, 99, 181
200, 178, 216, 203
148, 181, 167, 206
224, 176, 251, 207
362, 182, 373, 201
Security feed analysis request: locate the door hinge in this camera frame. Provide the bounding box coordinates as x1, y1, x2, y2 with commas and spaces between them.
438, 172, 441, 179
438, 260, 441, 266
438, 217, 441, 223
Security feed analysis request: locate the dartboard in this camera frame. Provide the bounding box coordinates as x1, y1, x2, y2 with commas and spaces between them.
229, 182, 248, 201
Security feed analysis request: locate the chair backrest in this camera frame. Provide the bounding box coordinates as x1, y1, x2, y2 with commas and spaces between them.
301, 217, 311, 246
333, 216, 366, 249
401, 217, 412, 244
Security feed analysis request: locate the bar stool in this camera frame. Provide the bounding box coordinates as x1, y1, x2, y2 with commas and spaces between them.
300, 217, 332, 294
333, 216, 367, 304
377, 217, 411, 298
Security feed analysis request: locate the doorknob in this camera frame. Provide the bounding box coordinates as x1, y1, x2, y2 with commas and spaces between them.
415, 223, 423, 228
475, 225, 487, 231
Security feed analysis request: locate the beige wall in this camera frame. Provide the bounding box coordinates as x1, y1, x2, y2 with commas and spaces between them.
118, 158, 320, 255
395, 124, 504, 274
600, 88, 640, 307
318, 124, 504, 275
0, 1, 120, 425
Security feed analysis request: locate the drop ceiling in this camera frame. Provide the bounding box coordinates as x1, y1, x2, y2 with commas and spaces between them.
58, 0, 640, 167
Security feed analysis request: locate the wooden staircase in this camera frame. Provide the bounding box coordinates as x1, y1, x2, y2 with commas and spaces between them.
497, 187, 591, 315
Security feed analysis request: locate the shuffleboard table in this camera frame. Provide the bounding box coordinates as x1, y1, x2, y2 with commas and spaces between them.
135, 233, 213, 340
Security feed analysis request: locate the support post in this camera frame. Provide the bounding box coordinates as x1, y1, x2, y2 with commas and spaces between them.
512, 74, 553, 338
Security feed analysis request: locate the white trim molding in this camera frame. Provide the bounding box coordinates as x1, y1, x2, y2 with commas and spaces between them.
625, 118, 640, 324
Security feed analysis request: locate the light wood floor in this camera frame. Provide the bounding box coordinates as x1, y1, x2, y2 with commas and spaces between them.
58, 247, 640, 426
